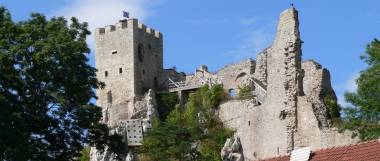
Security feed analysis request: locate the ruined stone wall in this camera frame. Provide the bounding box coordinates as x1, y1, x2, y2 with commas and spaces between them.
253, 49, 269, 86
295, 96, 359, 150
184, 65, 219, 86
158, 69, 186, 90
294, 60, 359, 149
260, 7, 302, 154
216, 59, 255, 92
301, 60, 334, 128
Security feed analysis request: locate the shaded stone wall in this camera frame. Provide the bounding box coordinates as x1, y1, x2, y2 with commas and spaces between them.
133, 21, 163, 95
216, 59, 255, 93
253, 49, 269, 86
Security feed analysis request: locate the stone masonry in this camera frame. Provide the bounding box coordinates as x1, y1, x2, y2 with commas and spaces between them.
91, 7, 359, 161
218, 8, 359, 161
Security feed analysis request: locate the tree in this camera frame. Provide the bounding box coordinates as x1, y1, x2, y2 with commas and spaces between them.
140, 85, 233, 161
342, 39, 380, 140
0, 7, 123, 160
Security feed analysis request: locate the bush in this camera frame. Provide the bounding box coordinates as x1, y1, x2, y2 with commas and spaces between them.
323, 95, 342, 126
237, 84, 253, 99
157, 92, 179, 121
140, 85, 233, 160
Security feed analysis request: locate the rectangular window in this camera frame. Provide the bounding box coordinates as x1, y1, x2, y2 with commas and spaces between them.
105, 71, 108, 77
111, 50, 117, 54
119, 68, 122, 74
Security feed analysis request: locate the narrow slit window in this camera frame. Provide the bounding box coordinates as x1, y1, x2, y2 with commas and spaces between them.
119, 68, 122, 74
137, 44, 144, 62
111, 50, 117, 54
105, 71, 108, 77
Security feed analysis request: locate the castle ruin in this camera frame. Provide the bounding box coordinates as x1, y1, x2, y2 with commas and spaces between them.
90, 7, 359, 161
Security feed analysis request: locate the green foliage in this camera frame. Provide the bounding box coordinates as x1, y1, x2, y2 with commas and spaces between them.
140, 85, 233, 161
196, 84, 228, 109
157, 92, 179, 120
237, 84, 253, 99
323, 95, 341, 126
342, 39, 380, 140
78, 147, 90, 161
0, 6, 124, 161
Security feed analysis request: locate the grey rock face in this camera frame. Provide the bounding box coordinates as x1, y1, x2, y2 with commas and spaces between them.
221, 134, 244, 161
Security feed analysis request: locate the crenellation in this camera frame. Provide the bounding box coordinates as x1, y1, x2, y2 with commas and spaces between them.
116, 20, 128, 29
146, 27, 153, 34
96, 28, 105, 34
105, 25, 116, 32
138, 23, 146, 30
154, 31, 162, 39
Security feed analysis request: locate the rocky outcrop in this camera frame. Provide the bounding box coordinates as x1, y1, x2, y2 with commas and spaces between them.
221, 134, 244, 161
90, 89, 158, 161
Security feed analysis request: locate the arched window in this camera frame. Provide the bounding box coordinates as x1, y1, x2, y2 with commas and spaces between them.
235, 72, 247, 81
137, 44, 144, 62
228, 88, 237, 97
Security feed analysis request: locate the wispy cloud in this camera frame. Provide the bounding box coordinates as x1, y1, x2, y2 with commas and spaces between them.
344, 74, 359, 93
225, 21, 276, 60
51, 0, 158, 49
335, 73, 359, 107
240, 17, 258, 26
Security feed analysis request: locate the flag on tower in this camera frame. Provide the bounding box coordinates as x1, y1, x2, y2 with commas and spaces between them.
123, 11, 129, 19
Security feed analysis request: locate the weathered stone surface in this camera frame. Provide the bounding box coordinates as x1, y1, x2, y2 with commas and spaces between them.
221, 134, 245, 161
295, 96, 359, 150
301, 60, 335, 128
254, 48, 269, 87
216, 59, 256, 92
217, 7, 358, 161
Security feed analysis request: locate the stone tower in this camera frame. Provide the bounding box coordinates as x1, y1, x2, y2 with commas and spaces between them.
95, 19, 163, 127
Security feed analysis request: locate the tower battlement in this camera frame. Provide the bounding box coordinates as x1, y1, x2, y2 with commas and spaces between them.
95, 19, 162, 39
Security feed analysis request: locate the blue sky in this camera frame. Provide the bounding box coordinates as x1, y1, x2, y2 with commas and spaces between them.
2, 0, 380, 105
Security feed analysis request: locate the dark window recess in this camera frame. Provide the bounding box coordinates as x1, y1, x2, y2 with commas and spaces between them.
105, 71, 108, 77
148, 44, 152, 49
107, 91, 112, 103
119, 68, 122, 74
111, 50, 117, 54
154, 77, 158, 88
248, 121, 251, 126
142, 70, 145, 75
137, 44, 144, 62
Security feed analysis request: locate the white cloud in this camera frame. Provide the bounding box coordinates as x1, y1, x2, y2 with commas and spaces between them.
50, 0, 156, 49
225, 21, 276, 60
335, 73, 359, 107
240, 17, 257, 26
344, 74, 359, 93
